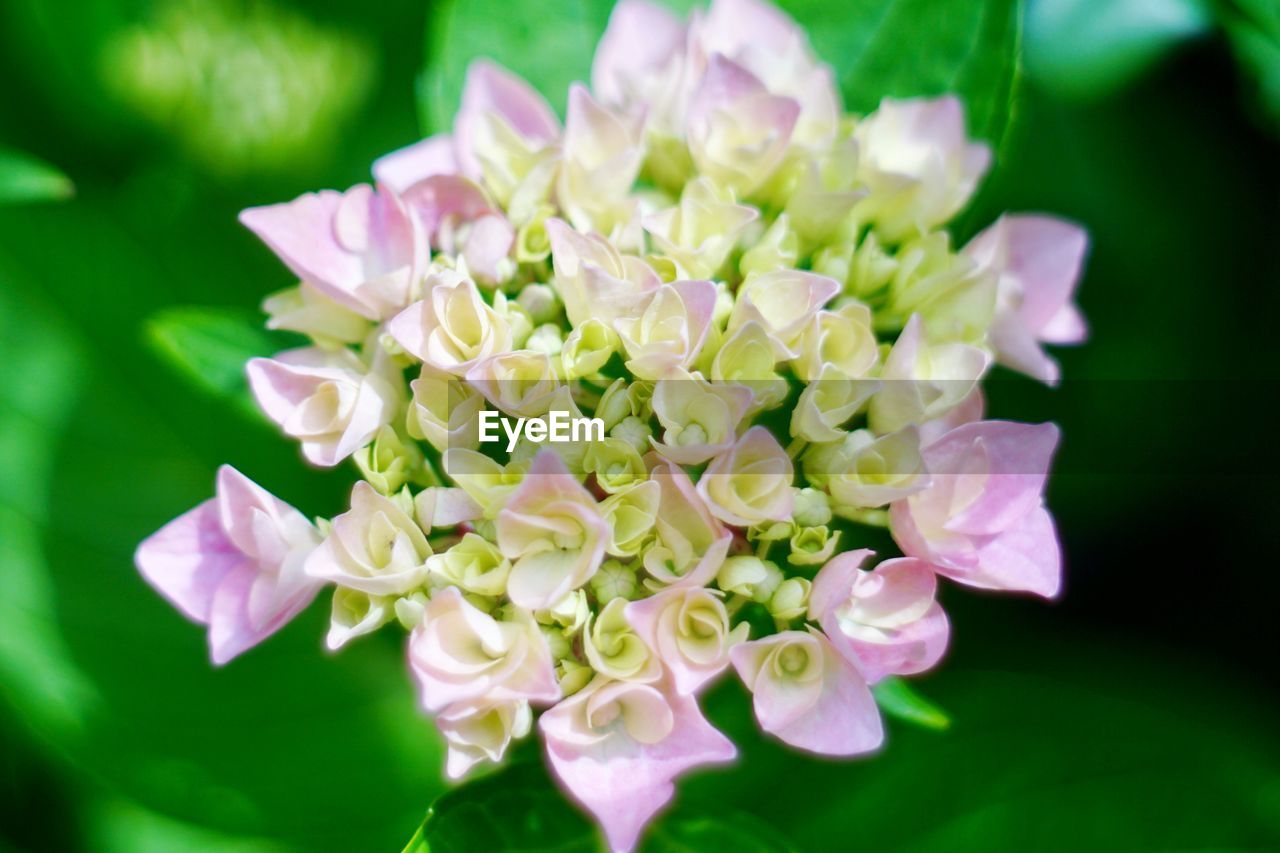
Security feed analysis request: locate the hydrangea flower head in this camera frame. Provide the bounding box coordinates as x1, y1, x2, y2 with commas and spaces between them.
137, 0, 1087, 848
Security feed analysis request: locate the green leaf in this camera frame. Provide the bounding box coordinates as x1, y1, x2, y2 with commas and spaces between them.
410, 759, 795, 852
687, 650, 1280, 850
421, 0, 1023, 146
872, 676, 952, 731
0, 147, 73, 204
0, 197, 447, 852
144, 306, 288, 415
1222, 0, 1280, 134
416, 760, 598, 851
0, 262, 96, 739
1025, 0, 1212, 100
787, 0, 1023, 145
419, 0, 612, 133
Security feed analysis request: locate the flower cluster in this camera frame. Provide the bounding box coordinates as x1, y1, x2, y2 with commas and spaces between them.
135, 0, 1087, 849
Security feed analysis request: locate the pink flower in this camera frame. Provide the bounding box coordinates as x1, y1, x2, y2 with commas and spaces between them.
408, 586, 559, 713
496, 450, 610, 610
454, 59, 560, 183
374, 60, 558, 206
625, 587, 748, 694
965, 214, 1089, 384
730, 629, 883, 756
890, 420, 1063, 598
134, 466, 322, 665
540, 676, 736, 852
809, 551, 949, 682
239, 183, 423, 320
247, 347, 397, 467
547, 218, 661, 327
591, 0, 686, 109
642, 461, 732, 589
686, 55, 800, 196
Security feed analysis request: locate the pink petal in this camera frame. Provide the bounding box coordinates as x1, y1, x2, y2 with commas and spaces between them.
969, 505, 1062, 598
592, 0, 686, 105
372, 134, 459, 192
240, 190, 367, 314
541, 680, 736, 852
455, 59, 560, 179
808, 548, 875, 621
926, 420, 1060, 537
730, 631, 884, 757
135, 499, 242, 625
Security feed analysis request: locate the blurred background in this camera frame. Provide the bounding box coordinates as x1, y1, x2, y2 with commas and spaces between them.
1, 0, 1278, 850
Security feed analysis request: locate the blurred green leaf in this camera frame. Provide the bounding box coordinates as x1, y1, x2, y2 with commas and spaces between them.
1025, 0, 1212, 100
421, 0, 1022, 145
0, 200, 446, 852
689, 653, 1280, 850
0, 147, 73, 204
792, 0, 1023, 144
145, 306, 286, 415
872, 676, 952, 731
1222, 0, 1280, 133
0, 263, 96, 738
412, 758, 794, 852
416, 760, 597, 852
420, 0, 611, 132
642, 810, 795, 851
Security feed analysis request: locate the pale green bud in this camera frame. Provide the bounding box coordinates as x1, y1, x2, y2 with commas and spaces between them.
557, 658, 594, 697
789, 525, 841, 566
425, 532, 511, 597
599, 481, 659, 557
536, 590, 590, 634
589, 559, 640, 604
583, 437, 646, 493
515, 205, 556, 262
516, 283, 560, 324
740, 214, 801, 276
584, 597, 659, 681
610, 415, 654, 454
394, 591, 430, 629
526, 323, 565, 358
769, 577, 812, 621
561, 318, 619, 379
596, 378, 633, 431
717, 556, 784, 603
884, 232, 996, 344
749, 520, 797, 543
541, 624, 572, 660
793, 488, 832, 527
353, 424, 425, 495
327, 587, 393, 650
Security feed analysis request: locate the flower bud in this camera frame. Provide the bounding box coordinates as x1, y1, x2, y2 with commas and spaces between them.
426, 532, 511, 597
583, 436, 646, 493
561, 318, 619, 379
769, 577, 812, 621
610, 415, 654, 454
717, 556, 783, 603
353, 424, 425, 495
793, 488, 832, 528
515, 205, 556, 262
583, 598, 660, 682
526, 323, 565, 358
788, 525, 840, 566
327, 588, 393, 650
590, 559, 640, 604
740, 214, 800, 276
